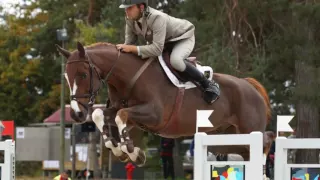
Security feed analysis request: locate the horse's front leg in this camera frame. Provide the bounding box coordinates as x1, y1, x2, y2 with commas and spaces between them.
115, 103, 161, 167
92, 108, 129, 162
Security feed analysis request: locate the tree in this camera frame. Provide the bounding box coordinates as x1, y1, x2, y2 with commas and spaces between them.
0, 0, 98, 175
1, 0, 319, 176
291, 2, 320, 163
174, 0, 320, 163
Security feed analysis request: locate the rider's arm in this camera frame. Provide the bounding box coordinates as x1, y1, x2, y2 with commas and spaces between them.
138, 15, 167, 59
124, 20, 138, 45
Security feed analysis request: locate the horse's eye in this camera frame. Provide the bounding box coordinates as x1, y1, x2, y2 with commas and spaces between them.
81, 73, 87, 79
78, 73, 87, 79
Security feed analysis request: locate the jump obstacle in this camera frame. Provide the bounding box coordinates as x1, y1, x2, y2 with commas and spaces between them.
194, 131, 264, 180
274, 137, 320, 180
0, 139, 15, 180
194, 117, 320, 180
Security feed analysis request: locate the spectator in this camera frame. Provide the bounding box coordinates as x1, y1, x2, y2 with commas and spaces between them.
266, 140, 275, 179
77, 168, 93, 179
189, 138, 194, 157
160, 137, 175, 180
53, 170, 71, 180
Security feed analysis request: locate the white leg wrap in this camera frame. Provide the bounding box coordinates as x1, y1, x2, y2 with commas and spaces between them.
92, 109, 123, 157
115, 114, 140, 161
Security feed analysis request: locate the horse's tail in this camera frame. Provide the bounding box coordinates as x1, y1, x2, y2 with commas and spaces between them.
244, 77, 272, 124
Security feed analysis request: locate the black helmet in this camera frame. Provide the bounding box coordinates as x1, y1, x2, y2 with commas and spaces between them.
119, 0, 147, 9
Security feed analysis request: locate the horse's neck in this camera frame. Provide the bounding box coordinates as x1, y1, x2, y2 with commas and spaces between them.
93, 49, 154, 88
90, 46, 172, 90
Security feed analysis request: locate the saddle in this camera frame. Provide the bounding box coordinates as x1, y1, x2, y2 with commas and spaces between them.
161, 52, 197, 82
161, 43, 210, 83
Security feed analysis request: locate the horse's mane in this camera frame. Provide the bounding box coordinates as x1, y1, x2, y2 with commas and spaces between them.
84, 42, 116, 50
75, 41, 145, 62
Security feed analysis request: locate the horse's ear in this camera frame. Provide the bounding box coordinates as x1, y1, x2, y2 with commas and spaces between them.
55, 44, 70, 59
77, 42, 85, 59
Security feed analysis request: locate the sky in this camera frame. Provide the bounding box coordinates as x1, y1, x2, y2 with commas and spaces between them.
0, 0, 24, 14
0, 0, 36, 15
0, 0, 40, 24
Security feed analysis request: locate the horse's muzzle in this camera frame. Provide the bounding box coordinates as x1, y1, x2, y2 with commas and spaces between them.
70, 110, 86, 123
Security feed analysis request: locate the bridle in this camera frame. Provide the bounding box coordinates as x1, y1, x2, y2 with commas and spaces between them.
66, 50, 121, 113
66, 53, 103, 112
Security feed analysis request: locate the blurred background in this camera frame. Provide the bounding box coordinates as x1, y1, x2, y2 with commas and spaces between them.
0, 0, 319, 179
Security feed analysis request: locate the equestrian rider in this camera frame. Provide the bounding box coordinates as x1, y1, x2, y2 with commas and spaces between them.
116, 0, 220, 104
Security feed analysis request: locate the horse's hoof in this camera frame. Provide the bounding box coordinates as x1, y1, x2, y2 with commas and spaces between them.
118, 153, 130, 162
134, 149, 146, 167
126, 142, 135, 153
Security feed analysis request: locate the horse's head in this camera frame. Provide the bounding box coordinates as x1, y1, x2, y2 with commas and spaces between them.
56, 42, 103, 123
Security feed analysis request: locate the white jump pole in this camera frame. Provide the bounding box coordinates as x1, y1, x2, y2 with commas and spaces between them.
0, 139, 15, 180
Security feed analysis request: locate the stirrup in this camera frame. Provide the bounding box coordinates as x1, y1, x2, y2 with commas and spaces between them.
208, 80, 220, 89
206, 81, 220, 94
203, 90, 219, 104
202, 81, 220, 104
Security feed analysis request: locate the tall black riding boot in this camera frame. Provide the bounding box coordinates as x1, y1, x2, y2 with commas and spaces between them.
182, 61, 220, 104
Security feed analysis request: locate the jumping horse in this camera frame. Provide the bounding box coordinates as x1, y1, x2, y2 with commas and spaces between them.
56, 42, 275, 167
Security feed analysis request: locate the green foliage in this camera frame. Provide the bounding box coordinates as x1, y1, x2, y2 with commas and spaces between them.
182, 0, 318, 105
1, 0, 320, 175
16, 162, 42, 176
0, 0, 93, 126
73, 20, 116, 44
0, 0, 92, 175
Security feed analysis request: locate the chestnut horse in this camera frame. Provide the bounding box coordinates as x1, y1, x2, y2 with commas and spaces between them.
56, 42, 274, 167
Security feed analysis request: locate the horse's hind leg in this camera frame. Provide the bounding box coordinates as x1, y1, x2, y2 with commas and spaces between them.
115, 103, 161, 167
263, 131, 275, 154
92, 108, 129, 162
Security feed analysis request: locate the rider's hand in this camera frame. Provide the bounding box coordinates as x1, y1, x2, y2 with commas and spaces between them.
116, 44, 134, 53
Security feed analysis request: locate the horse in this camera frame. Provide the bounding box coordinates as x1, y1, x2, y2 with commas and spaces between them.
56, 41, 275, 167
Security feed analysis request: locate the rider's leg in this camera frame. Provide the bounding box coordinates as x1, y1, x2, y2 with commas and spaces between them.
169, 35, 220, 104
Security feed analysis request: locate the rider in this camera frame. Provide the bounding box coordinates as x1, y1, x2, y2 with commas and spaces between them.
116, 0, 220, 104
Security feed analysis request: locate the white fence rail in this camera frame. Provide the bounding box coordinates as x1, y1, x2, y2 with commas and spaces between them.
194, 131, 264, 180
274, 137, 320, 180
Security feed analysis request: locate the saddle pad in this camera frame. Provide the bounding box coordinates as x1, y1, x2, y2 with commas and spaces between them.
158, 55, 213, 90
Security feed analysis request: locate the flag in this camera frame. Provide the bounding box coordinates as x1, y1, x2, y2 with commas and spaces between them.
196, 110, 214, 132
2, 120, 15, 140
277, 115, 294, 136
